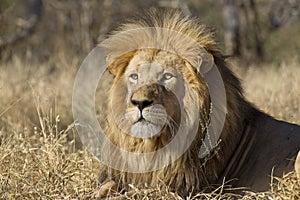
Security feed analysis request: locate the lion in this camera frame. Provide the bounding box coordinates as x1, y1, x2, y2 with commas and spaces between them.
97, 10, 300, 195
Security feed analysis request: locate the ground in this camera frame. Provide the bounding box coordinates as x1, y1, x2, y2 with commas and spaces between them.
0, 57, 299, 199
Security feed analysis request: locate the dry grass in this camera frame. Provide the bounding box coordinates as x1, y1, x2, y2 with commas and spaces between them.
0, 110, 103, 199
0, 57, 299, 199
233, 59, 300, 125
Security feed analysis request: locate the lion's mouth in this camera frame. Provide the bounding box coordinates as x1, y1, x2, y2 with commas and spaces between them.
124, 104, 169, 138
130, 119, 164, 139
133, 117, 154, 124
133, 117, 146, 124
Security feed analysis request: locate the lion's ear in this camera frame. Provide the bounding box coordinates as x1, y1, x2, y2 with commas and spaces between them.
107, 51, 137, 76
197, 52, 214, 75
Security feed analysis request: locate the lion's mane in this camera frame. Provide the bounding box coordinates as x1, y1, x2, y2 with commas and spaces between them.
99, 10, 259, 195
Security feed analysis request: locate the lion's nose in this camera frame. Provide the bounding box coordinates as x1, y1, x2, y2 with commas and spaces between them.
131, 99, 153, 111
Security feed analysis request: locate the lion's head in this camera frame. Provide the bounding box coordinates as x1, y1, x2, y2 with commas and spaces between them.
112, 51, 184, 139
99, 10, 253, 195
107, 49, 211, 148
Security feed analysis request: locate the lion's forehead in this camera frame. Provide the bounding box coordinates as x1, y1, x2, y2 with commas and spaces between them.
127, 50, 185, 72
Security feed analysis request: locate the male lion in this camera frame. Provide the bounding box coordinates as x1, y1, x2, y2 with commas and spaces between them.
98, 10, 300, 195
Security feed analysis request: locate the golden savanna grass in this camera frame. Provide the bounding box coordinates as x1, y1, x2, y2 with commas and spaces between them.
0, 57, 299, 199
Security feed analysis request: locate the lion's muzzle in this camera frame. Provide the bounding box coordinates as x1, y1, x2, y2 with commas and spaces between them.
126, 84, 168, 138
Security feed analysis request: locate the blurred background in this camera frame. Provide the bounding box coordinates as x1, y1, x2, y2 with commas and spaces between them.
1, 0, 300, 64
0, 2, 299, 198
0, 0, 299, 131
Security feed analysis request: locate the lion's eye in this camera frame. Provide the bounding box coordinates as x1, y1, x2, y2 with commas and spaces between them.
129, 73, 138, 81
162, 73, 174, 80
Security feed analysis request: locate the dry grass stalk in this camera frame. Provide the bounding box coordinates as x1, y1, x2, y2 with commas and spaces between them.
0, 58, 299, 199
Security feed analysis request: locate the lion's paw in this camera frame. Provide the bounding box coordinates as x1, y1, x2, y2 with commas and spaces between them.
95, 180, 117, 198
295, 151, 300, 179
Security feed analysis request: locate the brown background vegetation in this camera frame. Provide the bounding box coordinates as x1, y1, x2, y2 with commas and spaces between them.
0, 0, 299, 199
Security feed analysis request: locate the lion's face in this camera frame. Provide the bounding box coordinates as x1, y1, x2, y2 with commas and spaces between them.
109, 50, 190, 139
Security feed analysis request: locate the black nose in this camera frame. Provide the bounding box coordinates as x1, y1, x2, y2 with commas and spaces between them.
131, 99, 153, 110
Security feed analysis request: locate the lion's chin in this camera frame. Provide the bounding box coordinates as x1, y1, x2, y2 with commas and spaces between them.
130, 120, 163, 139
